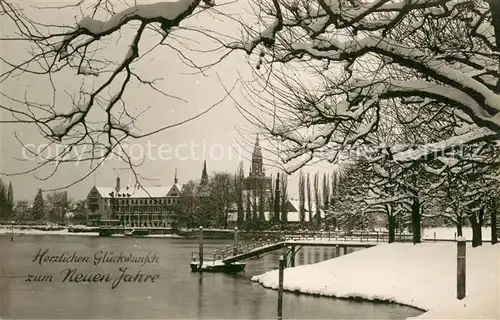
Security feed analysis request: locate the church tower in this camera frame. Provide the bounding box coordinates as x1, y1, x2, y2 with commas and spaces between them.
243, 134, 272, 216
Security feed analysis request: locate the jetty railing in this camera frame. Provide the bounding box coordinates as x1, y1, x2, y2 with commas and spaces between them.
210, 231, 412, 261
191, 252, 220, 265
213, 235, 286, 260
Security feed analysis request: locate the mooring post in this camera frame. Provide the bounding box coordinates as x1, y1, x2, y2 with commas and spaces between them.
290, 245, 296, 267
277, 255, 285, 320
234, 227, 239, 255
457, 237, 466, 300
11, 220, 14, 241
343, 246, 348, 255
434, 231, 436, 243
198, 226, 204, 272
335, 245, 340, 257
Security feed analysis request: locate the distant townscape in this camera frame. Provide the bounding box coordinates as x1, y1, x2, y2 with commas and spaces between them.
1, 135, 328, 231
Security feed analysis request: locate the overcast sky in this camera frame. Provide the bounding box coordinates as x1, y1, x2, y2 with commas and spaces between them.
0, 0, 336, 202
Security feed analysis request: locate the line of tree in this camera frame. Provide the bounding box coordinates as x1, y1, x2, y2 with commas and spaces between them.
174, 162, 290, 230
21, 189, 71, 223
323, 143, 500, 247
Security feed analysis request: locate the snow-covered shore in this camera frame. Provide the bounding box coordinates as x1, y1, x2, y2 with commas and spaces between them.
252, 242, 499, 319
0, 227, 181, 238
0, 227, 99, 236
422, 226, 492, 241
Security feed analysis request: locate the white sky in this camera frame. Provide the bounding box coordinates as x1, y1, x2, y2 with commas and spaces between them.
0, 0, 337, 202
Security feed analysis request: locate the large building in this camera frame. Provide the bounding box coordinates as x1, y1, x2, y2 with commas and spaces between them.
86, 173, 182, 227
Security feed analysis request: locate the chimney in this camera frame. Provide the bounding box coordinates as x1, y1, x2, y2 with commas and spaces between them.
116, 176, 121, 192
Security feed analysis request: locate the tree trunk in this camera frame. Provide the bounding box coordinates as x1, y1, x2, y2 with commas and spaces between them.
469, 209, 483, 248
456, 215, 463, 237
411, 197, 421, 244
237, 191, 244, 229
478, 207, 485, 246
223, 208, 228, 229
274, 173, 281, 222
388, 215, 396, 244
492, 200, 498, 245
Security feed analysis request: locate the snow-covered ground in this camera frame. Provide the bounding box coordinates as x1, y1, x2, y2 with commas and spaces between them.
0, 227, 99, 236
422, 226, 492, 241
252, 242, 499, 319
0, 227, 181, 238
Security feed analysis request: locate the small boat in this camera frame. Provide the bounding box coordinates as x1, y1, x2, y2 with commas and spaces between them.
190, 260, 246, 273
125, 229, 150, 237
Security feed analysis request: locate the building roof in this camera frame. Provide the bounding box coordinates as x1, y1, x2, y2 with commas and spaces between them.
287, 199, 325, 217
93, 184, 181, 199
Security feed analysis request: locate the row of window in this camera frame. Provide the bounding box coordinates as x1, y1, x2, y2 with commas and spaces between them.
115, 206, 174, 213
116, 214, 173, 220
105, 197, 178, 205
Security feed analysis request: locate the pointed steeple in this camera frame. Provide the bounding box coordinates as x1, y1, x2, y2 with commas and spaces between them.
250, 133, 264, 176
174, 168, 178, 184
254, 133, 262, 157
115, 176, 121, 192
201, 160, 208, 186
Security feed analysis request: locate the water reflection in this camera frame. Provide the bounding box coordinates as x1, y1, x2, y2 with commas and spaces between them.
197, 274, 203, 320
0, 235, 423, 319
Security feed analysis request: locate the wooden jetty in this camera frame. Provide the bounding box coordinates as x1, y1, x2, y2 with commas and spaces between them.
189, 259, 246, 273
189, 227, 401, 273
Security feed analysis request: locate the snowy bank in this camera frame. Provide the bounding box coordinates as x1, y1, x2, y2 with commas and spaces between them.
252, 242, 499, 318
0, 227, 182, 238
422, 227, 492, 241
407, 279, 498, 320
0, 227, 99, 236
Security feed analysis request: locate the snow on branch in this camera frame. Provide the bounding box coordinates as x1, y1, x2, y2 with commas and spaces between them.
55, 0, 203, 56
392, 126, 497, 163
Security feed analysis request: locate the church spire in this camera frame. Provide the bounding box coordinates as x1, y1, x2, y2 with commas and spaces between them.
174, 168, 178, 184
250, 133, 264, 176
254, 133, 262, 157
201, 160, 208, 186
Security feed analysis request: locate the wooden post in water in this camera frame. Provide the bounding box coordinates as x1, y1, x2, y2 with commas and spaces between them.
198, 226, 204, 272
234, 227, 239, 255
457, 237, 466, 300
290, 245, 295, 267
335, 245, 340, 257
277, 255, 285, 320
343, 246, 348, 255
